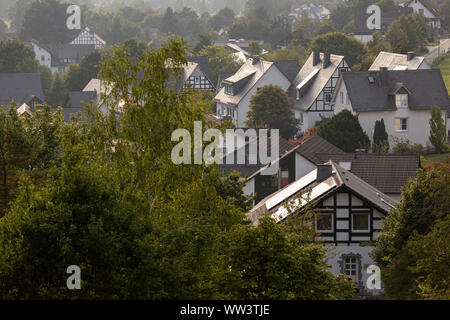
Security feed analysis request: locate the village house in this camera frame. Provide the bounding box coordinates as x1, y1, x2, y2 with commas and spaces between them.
369, 51, 430, 70
30, 39, 96, 74
331, 68, 449, 149
219, 134, 344, 204
247, 161, 396, 296
0, 73, 45, 115
70, 27, 106, 49
353, 5, 413, 43
214, 57, 300, 127
292, 51, 351, 134
403, 0, 440, 29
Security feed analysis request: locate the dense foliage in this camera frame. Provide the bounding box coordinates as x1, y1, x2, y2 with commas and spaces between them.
0, 39, 355, 299
373, 161, 450, 299
317, 110, 371, 153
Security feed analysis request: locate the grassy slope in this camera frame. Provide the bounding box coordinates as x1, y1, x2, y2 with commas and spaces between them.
433, 55, 450, 95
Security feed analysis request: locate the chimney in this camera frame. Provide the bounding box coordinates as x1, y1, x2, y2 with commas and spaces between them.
313, 51, 320, 66
323, 52, 331, 68
317, 164, 333, 183
407, 51, 415, 61
379, 66, 388, 84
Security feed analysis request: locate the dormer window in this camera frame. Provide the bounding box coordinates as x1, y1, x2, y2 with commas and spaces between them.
395, 94, 408, 108
224, 84, 233, 95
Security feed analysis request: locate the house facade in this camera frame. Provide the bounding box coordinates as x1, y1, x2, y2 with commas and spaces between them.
247, 161, 394, 296
332, 68, 449, 149
214, 58, 299, 127
30, 39, 96, 74
70, 27, 106, 49
403, 0, 440, 29
292, 51, 351, 134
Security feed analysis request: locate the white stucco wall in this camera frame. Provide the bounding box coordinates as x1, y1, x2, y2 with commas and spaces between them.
353, 34, 372, 43
333, 81, 448, 149
325, 244, 383, 296
295, 152, 317, 180
236, 66, 292, 128
31, 42, 51, 69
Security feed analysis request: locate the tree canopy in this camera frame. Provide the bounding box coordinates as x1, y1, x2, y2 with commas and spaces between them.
317, 110, 371, 152
246, 84, 300, 139
0, 38, 38, 73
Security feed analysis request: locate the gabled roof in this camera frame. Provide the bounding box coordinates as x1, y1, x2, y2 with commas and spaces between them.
369, 51, 427, 71
314, 153, 420, 194
189, 55, 213, 83
247, 161, 395, 225
46, 44, 96, 67
274, 60, 301, 83
76, 27, 106, 46
0, 73, 45, 109
404, 0, 439, 17
214, 58, 275, 106
216, 73, 233, 93
296, 135, 345, 164
335, 69, 450, 112
292, 52, 345, 111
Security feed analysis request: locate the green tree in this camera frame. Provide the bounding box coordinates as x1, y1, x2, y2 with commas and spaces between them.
317, 110, 371, 152
47, 74, 67, 108
0, 39, 356, 299
19, 0, 78, 43
0, 105, 33, 217
372, 118, 389, 153
245, 84, 299, 139
440, 0, 450, 31
0, 39, 38, 73
38, 65, 52, 99
64, 50, 103, 92
373, 161, 450, 299
209, 7, 235, 31
199, 45, 241, 84
428, 105, 447, 154
248, 41, 261, 56
310, 32, 367, 67
385, 13, 429, 53
0, 19, 8, 34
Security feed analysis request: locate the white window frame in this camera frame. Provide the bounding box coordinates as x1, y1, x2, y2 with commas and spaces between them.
351, 212, 370, 232
315, 212, 334, 232
395, 118, 408, 132
395, 94, 408, 108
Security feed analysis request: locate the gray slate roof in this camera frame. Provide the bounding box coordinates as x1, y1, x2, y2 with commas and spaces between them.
314, 153, 420, 195
292, 52, 344, 111
337, 69, 450, 112
0, 73, 45, 108
369, 51, 427, 70
189, 55, 213, 83
63, 91, 97, 122
296, 135, 345, 164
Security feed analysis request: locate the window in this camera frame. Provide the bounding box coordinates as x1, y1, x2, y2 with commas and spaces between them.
340, 92, 344, 104
299, 112, 304, 124
395, 118, 408, 131
419, 8, 424, 15
316, 213, 333, 232
225, 84, 233, 95
41, 55, 45, 61
395, 94, 408, 108
194, 76, 200, 85
280, 169, 289, 187
343, 257, 359, 281
352, 212, 370, 231
325, 93, 332, 103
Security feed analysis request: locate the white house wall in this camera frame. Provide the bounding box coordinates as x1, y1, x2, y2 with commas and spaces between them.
406, 0, 440, 28
333, 81, 448, 149
31, 42, 52, 70
295, 152, 316, 180
236, 65, 292, 128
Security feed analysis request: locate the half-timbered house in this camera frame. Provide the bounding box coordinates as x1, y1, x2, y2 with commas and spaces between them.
247, 161, 395, 296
